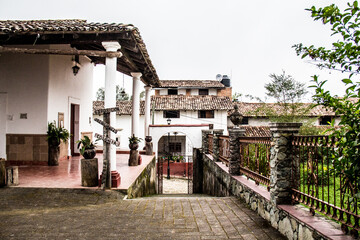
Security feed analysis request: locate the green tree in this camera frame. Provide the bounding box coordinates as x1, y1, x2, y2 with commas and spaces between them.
232, 92, 242, 102
251, 71, 311, 123
294, 1, 360, 196
95, 86, 129, 101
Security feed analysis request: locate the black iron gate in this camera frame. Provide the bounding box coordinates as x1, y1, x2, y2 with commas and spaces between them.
157, 155, 194, 194
157, 156, 163, 194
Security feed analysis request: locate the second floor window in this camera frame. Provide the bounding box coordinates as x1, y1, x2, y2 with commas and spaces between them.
168, 89, 178, 95
163, 110, 180, 118
319, 116, 332, 125
198, 110, 214, 118
199, 89, 209, 95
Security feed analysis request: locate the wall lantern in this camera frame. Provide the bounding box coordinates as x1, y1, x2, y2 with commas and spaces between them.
72, 55, 81, 76
167, 118, 171, 125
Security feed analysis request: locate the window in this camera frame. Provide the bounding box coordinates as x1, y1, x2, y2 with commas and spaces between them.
241, 117, 249, 125
319, 116, 332, 125
199, 89, 209, 95
169, 142, 181, 152
163, 110, 180, 118
198, 110, 214, 118
168, 89, 178, 95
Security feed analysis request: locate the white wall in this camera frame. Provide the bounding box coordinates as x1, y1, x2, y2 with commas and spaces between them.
93, 114, 146, 150
0, 51, 49, 134
209, 89, 217, 95
178, 89, 186, 95
153, 110, 228, 134
190, 89, 197, 95
47, 45, 93, 134
159, 89, 167, 95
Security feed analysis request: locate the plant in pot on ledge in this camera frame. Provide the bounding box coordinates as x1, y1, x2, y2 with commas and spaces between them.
47, 121, 70, 166
77, 136, 98, 187
77, 136, 97, 159
128, 135, 142, 166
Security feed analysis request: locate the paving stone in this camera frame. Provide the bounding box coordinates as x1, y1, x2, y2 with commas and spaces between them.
0, 188, 286, 239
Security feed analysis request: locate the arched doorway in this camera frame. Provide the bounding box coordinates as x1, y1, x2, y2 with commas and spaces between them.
156, 131, 193, 194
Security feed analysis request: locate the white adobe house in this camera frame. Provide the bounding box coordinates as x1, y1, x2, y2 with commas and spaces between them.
0, 19, 160, 170
93, 77, 233, 158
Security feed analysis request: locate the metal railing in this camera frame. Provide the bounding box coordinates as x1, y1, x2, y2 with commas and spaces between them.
239, 136, 271, 188
219, 135, 230, 166
208, 134, 213, 154
292, 135, 360, 232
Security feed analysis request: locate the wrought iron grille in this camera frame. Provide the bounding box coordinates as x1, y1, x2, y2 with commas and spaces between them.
239, 136, 271, 188
219, 135, 230, 166
292, 135, 360, 232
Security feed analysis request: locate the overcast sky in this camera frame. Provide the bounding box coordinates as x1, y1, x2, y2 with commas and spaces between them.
0, 0, 350, 101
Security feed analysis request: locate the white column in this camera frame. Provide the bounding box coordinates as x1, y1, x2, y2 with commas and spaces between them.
102, 41, 121, 172
144, 86, 152, 136
131, 72, 142, 137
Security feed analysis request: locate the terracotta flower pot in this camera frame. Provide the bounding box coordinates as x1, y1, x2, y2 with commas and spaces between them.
83, 148, 96, 159
129, 143, 139, 150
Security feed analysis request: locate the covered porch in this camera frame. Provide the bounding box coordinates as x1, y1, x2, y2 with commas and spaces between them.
8, 153, 156, 198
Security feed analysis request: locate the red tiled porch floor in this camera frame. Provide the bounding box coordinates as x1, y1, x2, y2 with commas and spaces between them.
12, 154, 155, 190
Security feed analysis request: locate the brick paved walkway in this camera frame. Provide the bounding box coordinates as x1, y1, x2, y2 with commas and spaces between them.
0, 188, 285, 240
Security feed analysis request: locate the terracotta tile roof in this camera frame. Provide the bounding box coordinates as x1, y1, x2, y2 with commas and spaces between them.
93, 95, 233, 115
243, 126, 271, 137
0, 19, 134, 33
229, 102, 336, 117
159, 80, 224, 88
0, 19, 159, 86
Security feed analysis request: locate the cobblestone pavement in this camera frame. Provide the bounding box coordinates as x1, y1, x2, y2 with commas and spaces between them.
0, 188, 286, 240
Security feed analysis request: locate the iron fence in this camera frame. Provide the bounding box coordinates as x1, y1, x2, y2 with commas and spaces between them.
239, 136, 271, 188
292, 135, 360, 232
219, 135, 230, 166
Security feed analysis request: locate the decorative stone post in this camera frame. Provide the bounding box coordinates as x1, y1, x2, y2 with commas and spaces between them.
145, 136, 153, 155
212, 129, 223, 162
228, 104, 244, 175
269, 122, 302, 206
202, 130, 212, 154
228, 128, 245, 175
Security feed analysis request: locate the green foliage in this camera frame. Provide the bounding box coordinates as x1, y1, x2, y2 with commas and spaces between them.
47, 121, 70, 146
96, 86, 129, 101
128, 135, 142, 144
232, 92, 242, 102
294, 1, 360, 196
76, 136, 96, 156
250, 71, 311, 122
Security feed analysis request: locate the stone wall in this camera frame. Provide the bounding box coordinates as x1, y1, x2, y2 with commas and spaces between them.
6, 134, 48, 165
126, 156, 156, 199
199, 149, 351, 240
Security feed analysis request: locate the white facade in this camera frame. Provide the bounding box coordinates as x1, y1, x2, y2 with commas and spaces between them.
0, 44, 94, 158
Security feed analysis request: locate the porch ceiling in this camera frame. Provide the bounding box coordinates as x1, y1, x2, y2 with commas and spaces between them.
0, 19, 160, 87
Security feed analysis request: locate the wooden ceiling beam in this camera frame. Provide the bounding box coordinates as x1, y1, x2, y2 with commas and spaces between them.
0, 46, 121, 58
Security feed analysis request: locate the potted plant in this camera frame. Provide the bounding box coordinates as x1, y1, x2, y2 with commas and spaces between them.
77, 136, 96, 159
47, 121, 70, 166
128, 135, 142, 150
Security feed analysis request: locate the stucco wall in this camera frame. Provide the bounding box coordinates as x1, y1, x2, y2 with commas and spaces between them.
93, 114, 146, 150
0, 51, 49, 134
48, 45, 93, 133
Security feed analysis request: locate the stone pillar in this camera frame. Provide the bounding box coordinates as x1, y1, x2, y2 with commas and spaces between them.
269, 122, 302, 206
229, 128, 245, 175
6, 166, 18, 186
212, 129, 223, 162
102, 41, 121, 172
81, 158, 98, 187
131, 72, 142, 138
201, 130, 212, 154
